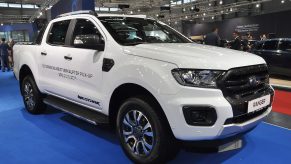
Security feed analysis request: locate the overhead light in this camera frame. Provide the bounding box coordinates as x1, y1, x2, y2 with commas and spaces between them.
1, 23, 3, 26
182, 8, 186, 12
137, 9, 141, 12
191, 6, 194, 10
202, 18, 205, 21
175, 21, 178, 24
129, 11, 133, 14
256, 3, 260, 8
212, 16, 215, 19
185, 15, 188, 19
39, 12, 43, 16
219, 1, 223, 5
209, 3, 211, 6
203, 13, 206, 16
156, 14, 159, 17
281, 0, 285, 3
230, 8, 233, 12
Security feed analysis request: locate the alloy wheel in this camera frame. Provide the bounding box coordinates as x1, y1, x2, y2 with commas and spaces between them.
122, 110, 154, 156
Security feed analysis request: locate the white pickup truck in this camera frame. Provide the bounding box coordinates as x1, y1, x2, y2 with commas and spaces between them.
13, 11, 274, 163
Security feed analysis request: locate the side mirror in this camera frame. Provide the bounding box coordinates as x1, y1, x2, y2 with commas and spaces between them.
73, 34, 105, 51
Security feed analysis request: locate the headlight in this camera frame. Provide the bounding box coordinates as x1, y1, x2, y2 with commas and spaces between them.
171, 69, 225, 88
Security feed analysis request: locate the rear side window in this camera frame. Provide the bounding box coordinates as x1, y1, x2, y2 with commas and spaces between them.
262, 41, 278, 50
279, 40, 291, 51
47, 20, 70, 45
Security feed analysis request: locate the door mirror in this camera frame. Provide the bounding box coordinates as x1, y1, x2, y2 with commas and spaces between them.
73, 34, 105, 51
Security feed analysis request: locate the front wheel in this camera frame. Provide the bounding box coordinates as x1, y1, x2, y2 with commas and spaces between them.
117, 97, 179, 163
21, 75, 46, 114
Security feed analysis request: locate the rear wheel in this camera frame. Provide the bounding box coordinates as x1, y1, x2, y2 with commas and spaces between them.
117, 96, 179, 163
21, 75, 46, 114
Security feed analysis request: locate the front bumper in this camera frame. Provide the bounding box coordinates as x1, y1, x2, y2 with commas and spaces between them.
158, 86, 273, 141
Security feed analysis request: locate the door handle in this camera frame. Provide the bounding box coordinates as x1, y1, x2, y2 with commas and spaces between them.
64, 56, 72, 60
41, 52, 47, 56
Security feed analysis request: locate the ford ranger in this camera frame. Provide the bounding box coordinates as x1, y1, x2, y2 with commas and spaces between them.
13, 11, 274, 163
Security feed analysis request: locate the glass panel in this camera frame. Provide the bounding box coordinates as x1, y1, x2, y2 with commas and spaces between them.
47, 20, 70, 45
0, 3, 8, 7
279, 41, 291, 51
22, 4, 35, 9
99, 7, 109, 11
8, 3, 22, 8
263, 41, 278, 50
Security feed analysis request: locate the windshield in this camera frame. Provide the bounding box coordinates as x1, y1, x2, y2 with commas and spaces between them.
98, 17, 192, 46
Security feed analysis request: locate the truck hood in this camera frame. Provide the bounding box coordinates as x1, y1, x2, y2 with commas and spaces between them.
123, 43, 266, 70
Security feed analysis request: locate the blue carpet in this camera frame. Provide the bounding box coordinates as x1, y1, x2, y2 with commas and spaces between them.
0, 72, 290, 164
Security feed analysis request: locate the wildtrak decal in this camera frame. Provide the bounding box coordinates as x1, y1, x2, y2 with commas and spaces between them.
78, 95, 100, 105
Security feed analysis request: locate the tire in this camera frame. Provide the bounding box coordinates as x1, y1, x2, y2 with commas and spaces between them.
116, 96, 179, 164
21, 75, 46, 114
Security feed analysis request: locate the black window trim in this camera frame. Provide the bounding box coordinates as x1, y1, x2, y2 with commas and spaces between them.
46, 19, 73, 47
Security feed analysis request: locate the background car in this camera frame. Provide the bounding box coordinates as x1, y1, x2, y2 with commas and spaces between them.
253, 38, 291, 77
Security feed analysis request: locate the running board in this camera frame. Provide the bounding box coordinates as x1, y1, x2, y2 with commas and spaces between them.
43, 96, 109, 125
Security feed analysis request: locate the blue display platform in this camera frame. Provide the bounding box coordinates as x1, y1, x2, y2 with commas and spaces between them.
0, 72, 290, 164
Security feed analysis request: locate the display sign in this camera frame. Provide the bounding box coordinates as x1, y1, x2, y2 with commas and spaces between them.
51, 0, 95, 19
183, 10, 291, 40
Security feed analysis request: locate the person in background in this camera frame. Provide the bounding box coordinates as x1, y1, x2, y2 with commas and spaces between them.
8, 40, 15, 68
0, 38, 10, 72
204, 27, 221, 46
260, 34, 267, 41
230, 32, 242, 50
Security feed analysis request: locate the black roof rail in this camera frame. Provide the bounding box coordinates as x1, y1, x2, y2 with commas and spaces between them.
56, 10, 97, 18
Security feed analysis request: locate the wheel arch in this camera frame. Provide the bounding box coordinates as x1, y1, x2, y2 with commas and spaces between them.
108, 83, 173, 135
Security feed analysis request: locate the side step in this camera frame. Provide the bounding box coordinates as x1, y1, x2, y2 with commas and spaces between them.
43, 96, 109, 125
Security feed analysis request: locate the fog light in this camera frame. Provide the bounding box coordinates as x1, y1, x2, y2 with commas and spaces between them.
183, 106, 217, 126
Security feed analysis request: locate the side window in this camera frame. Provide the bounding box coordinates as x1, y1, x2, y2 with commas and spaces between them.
262, 41, 278, 50
279, 41, 291, 51
255, 42, 263, 50
72, 19, 104, 49
47, 20, 70, 45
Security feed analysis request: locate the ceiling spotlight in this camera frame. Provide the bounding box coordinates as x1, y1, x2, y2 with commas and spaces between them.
202, 18, 205, 21
221, 10, 224, 13
175, 21, 178, 24
191, 6, 194, 10
281, 0, 285, 3
156, 14, 159, 17
203, 13, 206, 16
209, 3, 211, 6
256, 4, 260, 8
1, 23, 3, 26
130, 11, 133, 14
182, 8, 186, 12
230, 8, 233, 12
212, 16, 215, 19
219, 1, 223, 5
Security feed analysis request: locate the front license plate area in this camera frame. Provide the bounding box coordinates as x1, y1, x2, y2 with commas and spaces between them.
247, 95, 270, 113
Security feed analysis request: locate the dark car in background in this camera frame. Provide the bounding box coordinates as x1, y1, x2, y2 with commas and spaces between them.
253, 38, 291, 77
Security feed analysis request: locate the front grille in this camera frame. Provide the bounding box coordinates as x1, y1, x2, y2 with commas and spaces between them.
224, 106, 269, 125
218, 64, 269, 100
217, 64, 274, 116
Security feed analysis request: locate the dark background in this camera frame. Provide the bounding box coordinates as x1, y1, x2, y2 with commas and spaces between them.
182, 10, 291, 40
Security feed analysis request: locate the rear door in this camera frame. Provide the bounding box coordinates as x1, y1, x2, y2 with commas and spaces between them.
277, 40, 291, 76
39, 19, 73, 97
